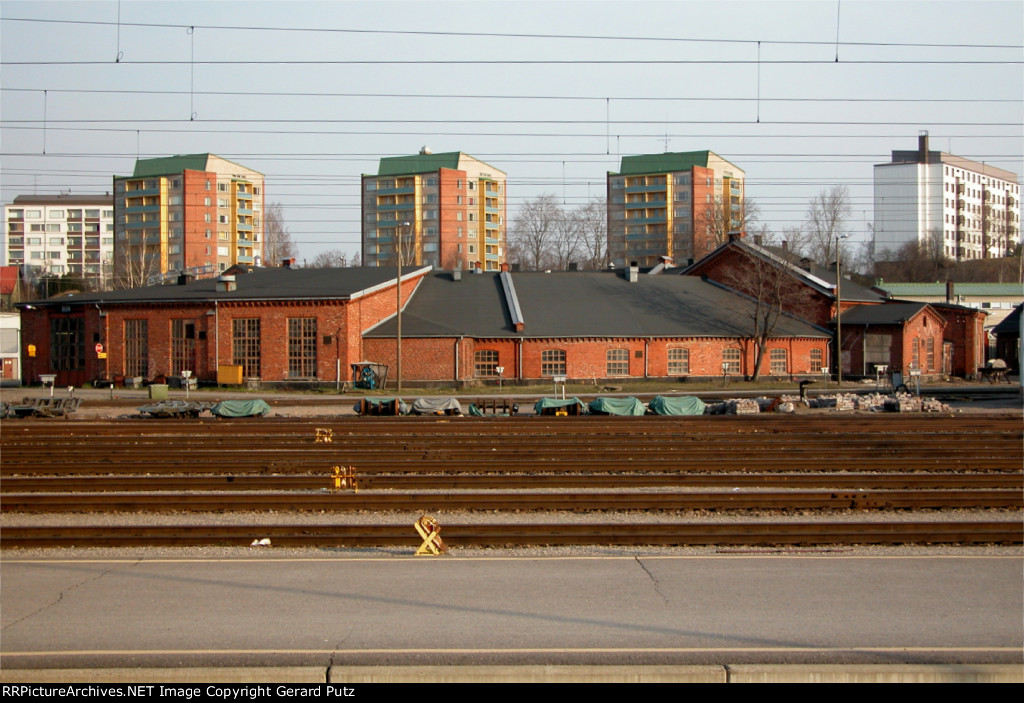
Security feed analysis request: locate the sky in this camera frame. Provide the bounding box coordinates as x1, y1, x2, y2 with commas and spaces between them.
1, 0, 1021, 265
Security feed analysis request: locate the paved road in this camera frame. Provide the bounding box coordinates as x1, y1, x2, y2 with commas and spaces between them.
2, 551, 1020, 669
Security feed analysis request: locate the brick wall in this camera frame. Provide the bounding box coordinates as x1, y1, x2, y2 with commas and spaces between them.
20, 272, 430, 386
363, 334, 829, 382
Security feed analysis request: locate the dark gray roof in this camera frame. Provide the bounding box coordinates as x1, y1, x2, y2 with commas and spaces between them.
838, 303, 930, 326
366, 270, 830, 339
22, 266, 427, 307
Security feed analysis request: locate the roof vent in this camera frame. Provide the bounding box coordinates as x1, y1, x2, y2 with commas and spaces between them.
216, 275, 237, 293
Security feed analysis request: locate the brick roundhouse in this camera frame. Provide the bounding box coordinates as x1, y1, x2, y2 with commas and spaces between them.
17, 252, 986, 387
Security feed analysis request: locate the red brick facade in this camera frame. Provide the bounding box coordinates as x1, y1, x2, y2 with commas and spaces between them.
364, 335, 829, 383
20, 273, 425, 386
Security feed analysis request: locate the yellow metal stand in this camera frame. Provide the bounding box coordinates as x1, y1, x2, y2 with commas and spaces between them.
331, 465, 358, 492
414, 515, 448, 556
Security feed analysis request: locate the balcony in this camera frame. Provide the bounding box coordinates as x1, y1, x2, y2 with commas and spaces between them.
625, 199, 667, 209
625, 183, 668, 193
378, 186, 416, 196
377, 203, 416, 212
625, 214, 667, 225
236, 222, 253, 232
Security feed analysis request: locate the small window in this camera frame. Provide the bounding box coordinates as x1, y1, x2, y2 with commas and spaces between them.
606, 349, 629, 376
475, 350, 499, 377
541, 349, 566, 377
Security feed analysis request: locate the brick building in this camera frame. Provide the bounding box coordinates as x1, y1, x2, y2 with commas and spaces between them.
18, 264, 831, 387
18, 266, 430, 387
363, 268, 831, 383
681, 236, 987, 379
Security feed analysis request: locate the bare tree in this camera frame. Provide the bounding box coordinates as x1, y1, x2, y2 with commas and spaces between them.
306, 249, 352, 268
262, 203, 296, 266
509, 194, 561, 270
577, 197, 608, 269
549, 210, 584, 271
114, 233, 162, 289
696, 196, 764, 259
719, 237, 815, 381
803, 186, 854, 266
878, 228, 951, 282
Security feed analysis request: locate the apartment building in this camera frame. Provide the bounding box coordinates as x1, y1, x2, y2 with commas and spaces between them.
607, 151, 745, 268
361, 149, 507, 271
874, 133, 1021, 262
113, 154, 265, 286
3, 194, 115, 290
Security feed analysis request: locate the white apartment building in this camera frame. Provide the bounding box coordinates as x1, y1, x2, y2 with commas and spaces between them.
3, 194, 115, 290
874, 133, 1020, 262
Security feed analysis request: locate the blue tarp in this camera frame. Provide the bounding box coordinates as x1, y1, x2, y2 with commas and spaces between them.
647, 395, 706, 416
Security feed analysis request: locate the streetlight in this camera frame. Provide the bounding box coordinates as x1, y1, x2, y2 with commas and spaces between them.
835, 234, 847, 387
396, 221, 410, 395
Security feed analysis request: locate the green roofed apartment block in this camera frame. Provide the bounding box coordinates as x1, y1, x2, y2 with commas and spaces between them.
362, 148, 507, 271
113, 154, 265, 287
607, 150, 745, 268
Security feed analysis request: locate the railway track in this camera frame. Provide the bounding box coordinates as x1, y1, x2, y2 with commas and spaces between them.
1, 414, 1020, 549
3, 472, 1019, 492
4, 489, 1021, 513
2, 521, 1019, 549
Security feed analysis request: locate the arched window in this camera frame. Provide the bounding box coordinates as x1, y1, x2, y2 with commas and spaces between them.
809, 348, 823, 373
722, 348, 741, 374
769, 348, 787, 375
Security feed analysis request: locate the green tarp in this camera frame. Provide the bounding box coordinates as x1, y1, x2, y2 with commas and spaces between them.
588, 396, 646, 416
210, 399, 271, 417
533, 397, 586, 415
647, 395, 706, 416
